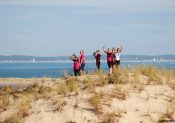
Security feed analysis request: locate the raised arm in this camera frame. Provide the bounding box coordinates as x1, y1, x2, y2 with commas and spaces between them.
69, 55, 74, 61
115, 44, 123, 53
120, 44, 123, 52
103, 46, 107, 54
70, 53, 78, 61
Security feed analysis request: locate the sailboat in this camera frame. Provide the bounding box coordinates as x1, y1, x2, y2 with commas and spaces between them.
32, 58, 35, 63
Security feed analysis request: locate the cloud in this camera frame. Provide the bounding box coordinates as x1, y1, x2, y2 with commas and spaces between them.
0, 0, 175, 13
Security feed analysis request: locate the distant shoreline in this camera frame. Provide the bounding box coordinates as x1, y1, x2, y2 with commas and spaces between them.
1, 59, 175, 63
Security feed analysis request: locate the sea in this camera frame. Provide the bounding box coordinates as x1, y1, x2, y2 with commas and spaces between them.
0, 61, 175, 78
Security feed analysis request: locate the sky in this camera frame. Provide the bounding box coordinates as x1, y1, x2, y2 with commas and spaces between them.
0, 0, 175, 56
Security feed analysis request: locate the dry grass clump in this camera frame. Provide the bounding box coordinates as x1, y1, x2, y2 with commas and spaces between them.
161, 69, 175, 83
90, 92, 102, 113
21, 82, 53, 100
158, 106, 175, 122
83, 78, 95, 91
108, 68, 129, 84
2, 103, 31, 123
83, 73, 106, 91
0, 86, 16, 95
24, 82, 39, 93
51, 78, 57, 82
56, 83, 69, 96
112, 86, 129, 100
134, 83, 144, 92
0, 94, 10, 110
53, 99, 67, 112
132, 66, 163, 84
0, 86, 16, 111
56, 78, 78, 96
101, 111, 122, 123
2, 95, 32, 123
17, 105, 31, 118
66, 120, 76, 123
38, 85, 52, 99
66, 78, 78, 93
96, 70, 107, 86
170, 83, 175, 91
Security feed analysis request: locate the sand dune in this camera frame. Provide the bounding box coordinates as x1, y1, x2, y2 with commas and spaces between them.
0, 67, 175, 123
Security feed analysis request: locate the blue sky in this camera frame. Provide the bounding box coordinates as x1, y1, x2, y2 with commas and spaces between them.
0, 0, 175, 56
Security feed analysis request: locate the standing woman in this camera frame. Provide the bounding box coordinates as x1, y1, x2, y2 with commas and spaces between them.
93, 50, 101, 70
103, 46, 113, 75
80, 50, 85, 75
115, 44, 123, 68
70, 54, 80, 76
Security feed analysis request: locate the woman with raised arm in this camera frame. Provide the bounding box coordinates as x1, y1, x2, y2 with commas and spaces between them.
93, 50, 101, 70
103, 46, 113, 75
115, 44, 123, 68
80, 50, 85, 75
70, 53, 80, 76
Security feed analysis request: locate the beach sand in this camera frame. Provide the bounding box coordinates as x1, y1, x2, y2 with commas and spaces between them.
0, 69, 175, 123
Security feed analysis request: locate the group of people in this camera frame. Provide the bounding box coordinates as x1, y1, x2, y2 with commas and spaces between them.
70, 45, 123, 76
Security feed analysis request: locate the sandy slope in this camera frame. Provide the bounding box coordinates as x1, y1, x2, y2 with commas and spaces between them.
0, 75, 175, 123
24, 84, 175, 123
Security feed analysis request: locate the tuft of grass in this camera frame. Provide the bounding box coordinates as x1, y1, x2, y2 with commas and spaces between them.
66, 120, 76, 123
38, 85, 52, 99
102, 111, 122, 123
83, 78, 95, 91
51, 78, 57, 82
102, 112, 117, 123
158, 106, 175, 122
132, 65, 163, 84
96, 70, 107, 86
113, 87, 129, 100
53, 99, 67, 112
109, 68, 129, 84
56, 83, 68, 96
0, 86, 15, 95
138, 83, 144, 92
66, 78, 78, 93
17, 105, 31, 118
0, 94, 10, 110
169, 79, 175, 90
90, 93, 102, 113
56, 78, 78, 96
24, 82, 39, 93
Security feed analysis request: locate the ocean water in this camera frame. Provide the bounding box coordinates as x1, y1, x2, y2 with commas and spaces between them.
0, 61, 175, 78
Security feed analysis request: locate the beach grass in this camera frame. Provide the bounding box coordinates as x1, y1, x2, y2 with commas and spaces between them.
90, 92, 102, 113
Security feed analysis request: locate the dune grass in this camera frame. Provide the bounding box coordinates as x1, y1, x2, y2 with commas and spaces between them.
102, 110, 123, 123
90, 92, 102, 113
83, 78, 95, 91
56, 78, 79, 96
131, 65, 175, 85
113, 86, 129, 100
0, 94, 10, 110
109, 68, 129, 84
53, 98, 67, 112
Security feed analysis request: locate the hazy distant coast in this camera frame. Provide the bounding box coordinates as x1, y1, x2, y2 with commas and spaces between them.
0, 55, 175, 63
